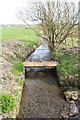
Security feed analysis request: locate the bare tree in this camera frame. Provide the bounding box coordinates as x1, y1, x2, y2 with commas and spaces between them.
17, 0, 79, 58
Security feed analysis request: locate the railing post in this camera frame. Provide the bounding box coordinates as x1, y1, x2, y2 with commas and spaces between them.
25, 49, 27, 61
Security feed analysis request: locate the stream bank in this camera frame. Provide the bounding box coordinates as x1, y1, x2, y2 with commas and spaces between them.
17, 43, 79, 119
17, 43, 69, 118
0, 40, 40, 118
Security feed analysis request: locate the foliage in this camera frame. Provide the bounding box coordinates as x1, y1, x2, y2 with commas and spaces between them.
13, 89, 20, 96
15, 78, 23, 87
11, 61, 23, 76
52, 51, 59, 61
57, 50, 79, 87
17, 0, 78, 53
14, 51, 19, 58
13, 61, 23, 72
57, 54, 78, 77
0, 94, 15, 113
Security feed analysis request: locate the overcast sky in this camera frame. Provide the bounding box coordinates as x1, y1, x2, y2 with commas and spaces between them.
0, 0, 79, 24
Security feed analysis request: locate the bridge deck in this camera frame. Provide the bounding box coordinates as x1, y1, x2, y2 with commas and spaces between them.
23, 61, 58, 68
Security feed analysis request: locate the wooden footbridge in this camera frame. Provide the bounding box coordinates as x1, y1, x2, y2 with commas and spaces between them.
23, 61, 58, 68
23, 49, 58, 68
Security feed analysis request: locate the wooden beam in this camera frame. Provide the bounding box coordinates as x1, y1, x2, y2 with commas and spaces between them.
23, 61, 58, 68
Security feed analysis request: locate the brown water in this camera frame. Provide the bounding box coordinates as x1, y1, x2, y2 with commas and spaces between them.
18, 44, 67, 118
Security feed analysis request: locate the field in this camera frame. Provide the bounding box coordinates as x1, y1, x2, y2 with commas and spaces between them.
2, 26, 78, 47
2, 26, 40, 47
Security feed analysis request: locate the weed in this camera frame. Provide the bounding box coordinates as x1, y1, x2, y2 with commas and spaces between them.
13, 61, 23, 72
0, 94, 15, 113
15, 78, 23, 87
11, 61, 24, 76
14, 51, 18, 58
13, 89, 20, 96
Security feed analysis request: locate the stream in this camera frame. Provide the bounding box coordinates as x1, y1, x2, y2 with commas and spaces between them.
18, 43, 68, 118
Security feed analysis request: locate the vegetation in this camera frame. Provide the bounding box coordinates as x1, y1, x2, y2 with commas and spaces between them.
13, 61, 24, 73
11, 60, 23, 76
1, 26, 40, 118
15, 78, 23, 87
2, 26, 40, 47
56, 47, 79, 87
0, 94, 15, 113
17, 0, 78, 59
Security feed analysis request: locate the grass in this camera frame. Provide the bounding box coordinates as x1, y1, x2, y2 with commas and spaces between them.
1, 26, 40, 117
58, 37, 78, 49
2, 26, 40, 44
13, 89, 20, 96
11, 60, 24, 76
0, 94, 15, 113
56, 47, 79, 87
2, 26, 40, 49
15, 78, 23, 87
57, 53, 79, 77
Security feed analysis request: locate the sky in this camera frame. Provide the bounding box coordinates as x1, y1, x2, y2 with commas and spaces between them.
0, 0, 79, 25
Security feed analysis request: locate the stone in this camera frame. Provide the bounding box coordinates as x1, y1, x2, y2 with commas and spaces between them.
64, 90, 79, 101
69, 103, 79, 117
68, 100, 75, 104
60, 104, 69, 118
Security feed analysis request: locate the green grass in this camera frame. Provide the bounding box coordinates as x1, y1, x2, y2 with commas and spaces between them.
15, 78, 23, 87
12, 89, 20, 96
57, 54, 79, 77
2, 26, 39, 41
0, 93, 15, 113
11, 61, 24, 76
58, 37, 78, 49
57, 49, 79, 87
2, 26, 40, 47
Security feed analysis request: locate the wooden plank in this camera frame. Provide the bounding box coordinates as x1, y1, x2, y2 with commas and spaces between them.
23, 61, 58, 68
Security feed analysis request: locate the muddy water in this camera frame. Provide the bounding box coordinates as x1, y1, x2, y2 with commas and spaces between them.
18, 44, 67, 118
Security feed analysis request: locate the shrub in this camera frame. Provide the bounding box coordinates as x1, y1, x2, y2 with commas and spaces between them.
0, 94, 15, 113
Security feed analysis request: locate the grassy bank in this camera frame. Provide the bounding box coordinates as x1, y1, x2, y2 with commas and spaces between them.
53, 37, 79, 89
56, 47, 79, 87
0, 26, 40, 118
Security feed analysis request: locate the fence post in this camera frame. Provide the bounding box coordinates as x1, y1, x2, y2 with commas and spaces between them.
25, 49, 27, 61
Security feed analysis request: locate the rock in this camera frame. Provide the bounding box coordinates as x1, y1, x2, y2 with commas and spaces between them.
60, 104, 69, 118
68, 100, 75, 104
64, 90, 79, 101
69, 103, 79, 117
